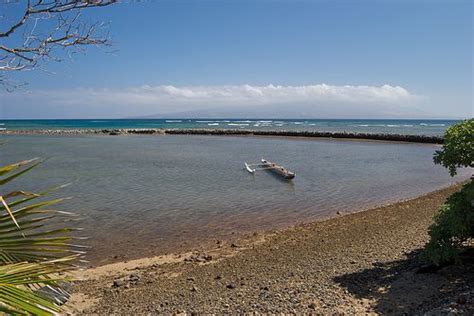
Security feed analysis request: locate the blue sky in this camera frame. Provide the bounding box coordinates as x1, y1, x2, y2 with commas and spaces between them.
0, 0, 472, 119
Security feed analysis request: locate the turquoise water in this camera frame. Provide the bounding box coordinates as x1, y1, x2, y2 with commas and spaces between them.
0, 119, 458, 136
0, 134, 470, 265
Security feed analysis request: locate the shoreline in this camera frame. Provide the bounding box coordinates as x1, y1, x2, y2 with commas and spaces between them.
70, 183, 473, 314
82, 182, 461, 269
0, 128, 444, 144
85, 181, 463, 267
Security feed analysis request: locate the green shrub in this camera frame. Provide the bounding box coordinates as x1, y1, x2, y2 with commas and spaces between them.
426, 119, 474, 265
433, 118, 474, 176
425, 180, 474, 265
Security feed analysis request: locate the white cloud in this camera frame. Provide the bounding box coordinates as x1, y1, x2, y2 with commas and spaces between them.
31, 83, 417, 105
1, 83, 425, 118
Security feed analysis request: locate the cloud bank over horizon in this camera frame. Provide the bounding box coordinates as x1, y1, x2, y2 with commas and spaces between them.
0, 83, 451, 119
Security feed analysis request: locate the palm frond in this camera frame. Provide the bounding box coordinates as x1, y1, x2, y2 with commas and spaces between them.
0, 259, 76, 315
0, 197, 80, 265
0, 159, 41, 186
0, 158, 39, 177
0, 196, 19, 229
0, 157, 83, 314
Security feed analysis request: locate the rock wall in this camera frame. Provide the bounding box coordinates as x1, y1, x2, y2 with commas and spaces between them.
0, 128, 444, 144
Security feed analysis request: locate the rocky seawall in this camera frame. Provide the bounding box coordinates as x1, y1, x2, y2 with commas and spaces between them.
0, 128, 444, 144
165, 129, 444, 144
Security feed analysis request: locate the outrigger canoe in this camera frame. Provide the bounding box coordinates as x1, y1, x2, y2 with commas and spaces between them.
244, 159, 295, 180
244, 162, 256, 174
260, 159, 295, 179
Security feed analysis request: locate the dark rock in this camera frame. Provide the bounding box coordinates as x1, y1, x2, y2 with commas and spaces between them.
163, 129, 444, 144
226, 284, 236, 289
457, 295, 467, 305
2, 128, 444, 144
113, 279, 124, 287
129, 273, 140, 282
185, 253, 213, 263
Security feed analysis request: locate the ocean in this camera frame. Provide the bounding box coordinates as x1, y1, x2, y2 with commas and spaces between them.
0, 133, 470, 264
0, 118, 459, 136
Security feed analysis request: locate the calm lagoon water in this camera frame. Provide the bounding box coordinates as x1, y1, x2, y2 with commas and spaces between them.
0, 134, 470, 264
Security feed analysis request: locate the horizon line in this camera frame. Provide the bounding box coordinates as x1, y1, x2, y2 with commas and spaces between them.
0, 117, 469, 121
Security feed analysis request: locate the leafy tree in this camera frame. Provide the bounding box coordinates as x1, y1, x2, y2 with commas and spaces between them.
426, 119, 474, 265
433, 118, 474, 176
425, 180, 474, 265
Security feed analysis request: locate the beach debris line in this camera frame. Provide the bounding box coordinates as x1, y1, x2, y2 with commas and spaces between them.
244, 159, 296, 180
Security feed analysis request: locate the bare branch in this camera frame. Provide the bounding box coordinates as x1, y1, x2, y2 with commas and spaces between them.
0, 0, 118, 88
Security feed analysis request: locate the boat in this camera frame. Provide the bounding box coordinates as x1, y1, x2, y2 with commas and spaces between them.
244, 159, 295, 180
260, 159, 295, 179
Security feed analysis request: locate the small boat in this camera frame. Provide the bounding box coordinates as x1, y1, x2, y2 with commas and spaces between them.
260, 159, 295, 179
244, 159, 295, 180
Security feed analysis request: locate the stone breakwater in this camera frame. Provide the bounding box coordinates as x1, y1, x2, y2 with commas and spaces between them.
0, 128, 444, 144
165, 129, 444, 144
0, 129, 166, 136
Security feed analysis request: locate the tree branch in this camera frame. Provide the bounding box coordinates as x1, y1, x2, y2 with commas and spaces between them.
0, 0, 117, 88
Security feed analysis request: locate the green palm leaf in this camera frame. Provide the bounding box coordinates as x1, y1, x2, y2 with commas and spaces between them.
0, 158, 39, 177
0, 157, 83, 314
0, 159, 41, 186
0, 259, 76, 315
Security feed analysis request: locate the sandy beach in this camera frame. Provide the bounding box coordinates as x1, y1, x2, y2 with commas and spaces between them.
69, 183, 473, 314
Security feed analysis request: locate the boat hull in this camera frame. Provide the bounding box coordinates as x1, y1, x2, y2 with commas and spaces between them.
261, 159, 295, 179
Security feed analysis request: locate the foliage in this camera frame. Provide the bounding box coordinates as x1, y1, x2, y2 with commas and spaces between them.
426, 119, 474, 265
425, 180, 474, 265
433, 119, 474, 176
0, 157, 82, 315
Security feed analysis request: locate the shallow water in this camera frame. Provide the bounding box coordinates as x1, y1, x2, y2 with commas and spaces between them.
0, 135, 470, 264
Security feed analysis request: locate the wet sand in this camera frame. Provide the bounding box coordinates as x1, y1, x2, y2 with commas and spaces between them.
69, 183, 473, 314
